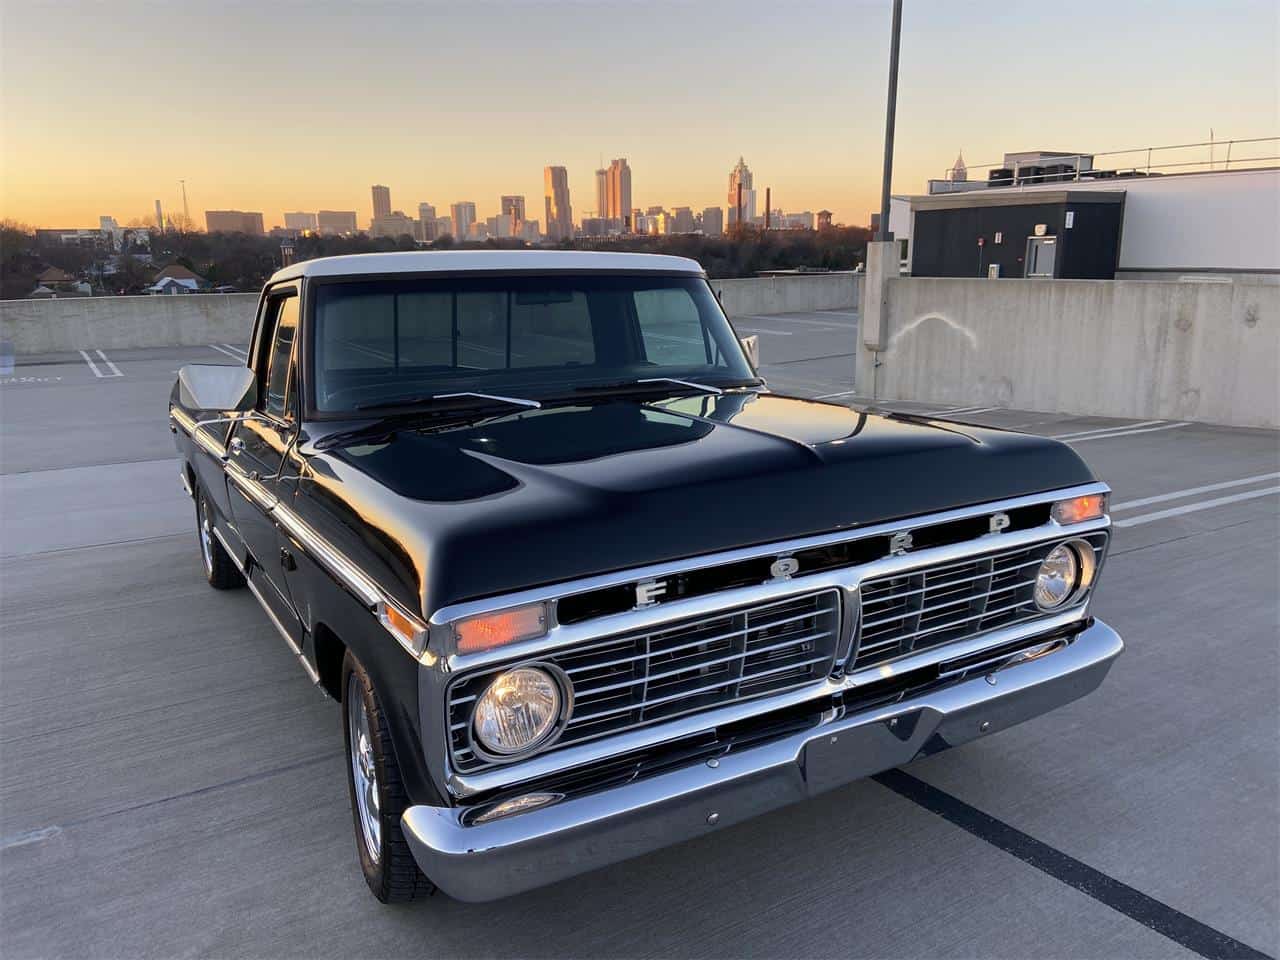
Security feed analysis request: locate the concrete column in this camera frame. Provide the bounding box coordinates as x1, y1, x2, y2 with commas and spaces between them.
856, 240, 900, 399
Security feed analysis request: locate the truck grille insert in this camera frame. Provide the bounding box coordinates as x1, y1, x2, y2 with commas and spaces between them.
448, 589, 841, 772
852, 531, 1108, 670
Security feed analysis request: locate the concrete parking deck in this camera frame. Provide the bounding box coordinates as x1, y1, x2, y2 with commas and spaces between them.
2, 313, 1276, 959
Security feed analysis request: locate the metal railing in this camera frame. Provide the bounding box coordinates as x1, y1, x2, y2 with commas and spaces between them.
945, 136, 1279, 184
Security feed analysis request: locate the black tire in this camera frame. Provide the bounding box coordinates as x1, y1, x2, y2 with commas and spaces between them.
196, 486, 245, 590
342, 650, 435, 903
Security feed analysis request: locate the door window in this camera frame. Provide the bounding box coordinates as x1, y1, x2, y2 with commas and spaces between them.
263, 296, 299, 420
1025, 237, 1057, 278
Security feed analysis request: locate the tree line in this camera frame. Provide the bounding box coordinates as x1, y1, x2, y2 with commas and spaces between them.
1, 220, 870, 300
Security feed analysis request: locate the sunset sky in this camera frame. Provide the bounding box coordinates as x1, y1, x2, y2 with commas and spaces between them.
2, 0, 1276, 230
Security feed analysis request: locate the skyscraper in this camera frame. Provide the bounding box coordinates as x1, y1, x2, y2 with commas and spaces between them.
284, 211, 318, 232
543, 167, 572, 241
500, 196, 526, 230
605, 158, 632, 230
371, 184, 391, 220
701, 207, 724, 237
317, 210, 358, 236
727, 157, 757, 228
450, 202, 477, 241
595, 168, 608, 219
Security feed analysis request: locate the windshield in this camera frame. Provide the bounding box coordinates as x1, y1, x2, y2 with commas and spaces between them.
309, 273, 754, 413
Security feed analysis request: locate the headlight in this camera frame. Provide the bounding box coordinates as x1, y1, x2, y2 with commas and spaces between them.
1033, 539, 1097, 610
472, 666, 566, 757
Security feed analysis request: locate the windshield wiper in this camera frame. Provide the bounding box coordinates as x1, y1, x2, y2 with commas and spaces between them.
571, 377, 759, 398
354, 391, 541, 412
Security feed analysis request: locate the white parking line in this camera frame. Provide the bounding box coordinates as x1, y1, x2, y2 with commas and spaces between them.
733, 327, 794, 337
1066, 422, 1190, 444
1113, 486, 1280, 527
935, 405, 1001, 418
739, 314, 851, 330
918, 404, 990, 416
208, 343, 246, 361
95, 350, 122, 377
814, 389, 862, 400
78, 350, 122, 378
1111, 472, 1280, 511
221, 343, 248, 358
1050, 419, 1167, 439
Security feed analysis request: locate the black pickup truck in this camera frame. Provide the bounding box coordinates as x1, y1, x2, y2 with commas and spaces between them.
170, 250, 1121, 903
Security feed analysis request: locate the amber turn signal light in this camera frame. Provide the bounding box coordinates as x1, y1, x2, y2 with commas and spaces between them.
1051, 494, 1107, 525
377, 600, 429, 657
455, 602, 548, 654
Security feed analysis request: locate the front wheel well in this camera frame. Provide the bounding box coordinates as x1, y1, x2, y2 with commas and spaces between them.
313, 622, 347, 701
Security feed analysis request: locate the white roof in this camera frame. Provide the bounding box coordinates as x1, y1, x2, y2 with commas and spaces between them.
268, 250, 705, 284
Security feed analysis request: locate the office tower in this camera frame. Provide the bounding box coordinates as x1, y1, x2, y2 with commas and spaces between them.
371, 185, 391, 220
605, 158, 632, 230
672, 207, 695, 234
450, 202, 477, 240
595, 168, 608, 219
500, 196, 526, 230
205, 210, 266, 235
727, 157, 757, 227
317, 210, 358, 235
702, 207, 724, 236
284, 212, 318, 232
543, 167, 572, 241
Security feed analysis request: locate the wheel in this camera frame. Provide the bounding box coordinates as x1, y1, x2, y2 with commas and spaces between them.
342, 650, 435, 903
196, 486, 245, 590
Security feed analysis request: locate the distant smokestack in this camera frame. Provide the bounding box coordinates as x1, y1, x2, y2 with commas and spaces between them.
155, 200, 164, 231
765, 188, 771, 230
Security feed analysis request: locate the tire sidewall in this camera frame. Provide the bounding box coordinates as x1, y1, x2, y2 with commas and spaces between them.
341, 653, 393, 897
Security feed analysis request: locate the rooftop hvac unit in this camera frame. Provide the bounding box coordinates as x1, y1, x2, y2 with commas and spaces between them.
989, 168, 1014, 186
1017, 165, 1045, 185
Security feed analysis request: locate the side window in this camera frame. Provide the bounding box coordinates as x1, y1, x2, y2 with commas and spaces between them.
633, 288, 713, 366
263, 296, 299, 420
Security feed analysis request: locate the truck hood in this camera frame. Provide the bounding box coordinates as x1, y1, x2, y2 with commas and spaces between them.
294, 392, 1094, 615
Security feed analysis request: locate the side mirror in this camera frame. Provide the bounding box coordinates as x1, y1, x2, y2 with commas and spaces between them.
178, 364, 257, 413
738, 335, 760, 369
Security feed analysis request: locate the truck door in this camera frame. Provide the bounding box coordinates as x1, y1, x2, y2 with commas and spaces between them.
226, 287, 302, 641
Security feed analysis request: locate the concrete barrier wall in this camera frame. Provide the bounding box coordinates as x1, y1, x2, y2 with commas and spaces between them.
715, 272, 860, 317
0, 294, 260, 353
863, 278, 1279, 429
0, 275, 862, 355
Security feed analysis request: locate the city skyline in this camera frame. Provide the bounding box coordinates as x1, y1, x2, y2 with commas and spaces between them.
2, 1, 1276, 228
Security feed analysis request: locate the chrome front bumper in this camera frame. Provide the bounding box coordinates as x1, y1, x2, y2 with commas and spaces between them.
402, 618, 1122, 902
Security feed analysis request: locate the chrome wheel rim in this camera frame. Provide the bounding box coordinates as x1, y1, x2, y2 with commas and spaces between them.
198, 496, 213, 575
347, 673, 381, 862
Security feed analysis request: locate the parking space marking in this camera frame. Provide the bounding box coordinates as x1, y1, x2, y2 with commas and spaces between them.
1112, 472, 1280, 512
875, 770, 1275, 960
78, 350, 123, 378
1066, 422, 1191, 443
220, 343, 248, 358
208, 343, 246, 361
733, 326, 794, 336
1051, 419, 1167, 439
739, 314, 852, 330
1113, 486, 1280, 528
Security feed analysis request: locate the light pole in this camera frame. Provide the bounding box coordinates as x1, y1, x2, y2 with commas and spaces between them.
876, 0, 903, 242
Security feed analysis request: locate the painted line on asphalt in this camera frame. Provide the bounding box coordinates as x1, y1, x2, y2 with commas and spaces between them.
1113, 486, 1280, 527
1050, 419, 1167, 439
935, 405, 1002, 418
1066, 422, 1191, 444
95, 349, 122, 377
733, 326, 795, 336
221, 342, 248, 358
740, 314, 852, 330
917, 404, 991, 416
1112, 472, 1280, 512
208, 343, 246, 361
814, 389, 863, 400
78, 350, 121, 378
874, 770, 1275, 960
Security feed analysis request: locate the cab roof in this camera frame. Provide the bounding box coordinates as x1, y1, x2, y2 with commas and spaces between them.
267, 250, 705, 285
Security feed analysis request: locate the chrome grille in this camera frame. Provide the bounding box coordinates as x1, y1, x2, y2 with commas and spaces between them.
852, 532, 1107, 670
448, 589, 840, 772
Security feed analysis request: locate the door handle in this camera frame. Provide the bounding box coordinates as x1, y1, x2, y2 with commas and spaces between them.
228, 438, 246, 456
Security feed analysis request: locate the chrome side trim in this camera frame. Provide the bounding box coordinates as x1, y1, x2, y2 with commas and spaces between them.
246, 573, 321, 684
171, 405, 230, 461
447, 602, 1092, 797
429, 481, 1111, 632
179, 469, 193, 498
270, 501, 382, 610
226, 466, 278, 512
